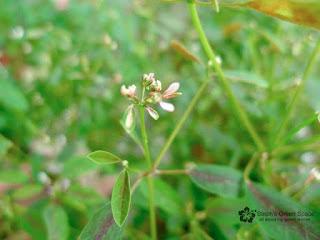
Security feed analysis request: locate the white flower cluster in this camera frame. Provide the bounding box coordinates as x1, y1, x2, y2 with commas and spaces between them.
120, 72, 182, 129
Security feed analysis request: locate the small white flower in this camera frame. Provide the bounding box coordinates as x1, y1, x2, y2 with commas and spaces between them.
146, 106, 159, 120
121, 84, 137, 98
159, 101, 175, 112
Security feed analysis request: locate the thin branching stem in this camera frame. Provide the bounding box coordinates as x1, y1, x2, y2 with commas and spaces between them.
188, 1, 266, 152
273, 39, 320, 147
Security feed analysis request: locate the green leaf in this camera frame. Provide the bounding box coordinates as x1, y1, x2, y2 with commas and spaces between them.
111, 169, 131, 227
43, 204, 69, 240
0, 134, 12, 157
189, 164, 242, 198
87, 150, 122, 165
138, 178, 183, 216
62, 156, 98, 178
0, 74, 29, 112
12, 184, 43, 201
79, 203, 122, 240
0, 170, 29, 184
225, 70, 268, 88
246, 181, 320, 240
206, 197, 246, 226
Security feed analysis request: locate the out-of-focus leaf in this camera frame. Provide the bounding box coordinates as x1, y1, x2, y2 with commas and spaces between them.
62, 156, 98, 178
0, 170, 29, 184
79, 203, 122, 240
170, 40, 200, 63
246, 181, 320, 240
19, 200, 47, 240
0, 134, 12, 156
220, 0, 320, 29
189, 164, 242, 198
189, 222, 214, 240
138, 178, 183, 216
87, 150, 122, 165
206, 197, 246, 226
111, 169, 131, 227
225, 70, 268, 88
43, 204, 69, 240
283, 114, 318, 144
12, 184, 43, 201
0, 74, 29, 112
205, 197, 242, 239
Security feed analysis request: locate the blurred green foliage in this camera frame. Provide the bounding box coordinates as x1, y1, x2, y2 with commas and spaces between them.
0, 0, 320, 239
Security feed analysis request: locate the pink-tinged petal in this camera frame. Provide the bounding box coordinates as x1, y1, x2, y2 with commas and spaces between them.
163, 82, 180, 98
160, 101, 175, 112
146, 107, 159, 120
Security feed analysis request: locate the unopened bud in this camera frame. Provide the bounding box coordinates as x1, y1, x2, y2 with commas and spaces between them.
38, 171, 51, 185
143, 73, 156, 86
121, 85, 137, 98
122, 160, 129, 168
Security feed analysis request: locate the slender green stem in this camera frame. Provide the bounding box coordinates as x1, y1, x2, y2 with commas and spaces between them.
188, 1, 266, 152
272, 135, 320, 156
273, 39, 320, 147
139, 106, 157, 240
153, 78, 210, 169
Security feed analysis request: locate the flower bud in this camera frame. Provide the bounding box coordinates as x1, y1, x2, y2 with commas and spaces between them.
121, 85, 137, 98
143, 73, 156, 86
150, 80, 162, 92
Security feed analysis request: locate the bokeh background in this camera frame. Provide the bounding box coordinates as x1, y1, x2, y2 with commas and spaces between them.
0, 0, 319, 239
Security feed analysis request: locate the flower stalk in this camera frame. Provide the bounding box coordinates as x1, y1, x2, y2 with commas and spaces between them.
273, 39, 320, 147
138, 106, 157, 240
188, 0, 266, 152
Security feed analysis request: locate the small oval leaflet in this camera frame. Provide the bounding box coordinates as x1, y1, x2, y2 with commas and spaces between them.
111, 169, 131, 227
87, 150, 122, 165
189, 164, 242, 198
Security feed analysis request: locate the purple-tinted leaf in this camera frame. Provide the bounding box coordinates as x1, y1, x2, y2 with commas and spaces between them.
79, 203, 122, 240
189, 164, 242, 198
247, 181, 320, 240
